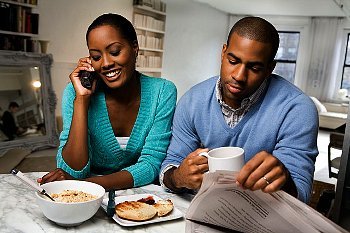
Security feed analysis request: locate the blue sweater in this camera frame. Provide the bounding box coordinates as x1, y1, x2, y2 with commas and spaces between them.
57, 74, 177, 187
161, 75, 318, 203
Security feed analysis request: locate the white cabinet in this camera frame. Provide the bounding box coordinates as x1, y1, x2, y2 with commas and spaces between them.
133, 2, 166, 77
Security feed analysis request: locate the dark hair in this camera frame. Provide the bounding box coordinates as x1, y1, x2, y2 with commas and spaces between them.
9, 101, 19, 109
86, 13, 138, 46
227, 16, 279, 62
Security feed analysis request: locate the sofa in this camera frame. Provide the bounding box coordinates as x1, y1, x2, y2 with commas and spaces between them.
310, 97, 348, 130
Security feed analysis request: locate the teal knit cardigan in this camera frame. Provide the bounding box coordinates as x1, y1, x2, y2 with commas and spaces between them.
57, 74, 177, 187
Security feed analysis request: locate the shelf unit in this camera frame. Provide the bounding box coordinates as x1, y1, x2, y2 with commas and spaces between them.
0, 0, 39, 52
133, 3, 166, 77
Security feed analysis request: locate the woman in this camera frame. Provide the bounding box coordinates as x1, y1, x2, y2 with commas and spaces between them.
38, 13, 177, 190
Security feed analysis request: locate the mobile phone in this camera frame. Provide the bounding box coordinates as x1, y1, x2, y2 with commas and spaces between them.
79, 70, 95, 90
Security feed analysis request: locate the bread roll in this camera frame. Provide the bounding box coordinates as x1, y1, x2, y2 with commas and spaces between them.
115, 201, 157, 221
154, 199, 174, 216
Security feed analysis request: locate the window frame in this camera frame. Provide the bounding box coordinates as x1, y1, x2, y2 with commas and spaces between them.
341, 33, 350, 91
274, 31, 300, 83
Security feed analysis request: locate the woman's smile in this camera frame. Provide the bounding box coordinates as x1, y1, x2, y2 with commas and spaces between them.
102, 68, 122, 82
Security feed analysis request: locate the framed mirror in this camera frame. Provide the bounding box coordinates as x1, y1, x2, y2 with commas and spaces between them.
0, 51, 58, 155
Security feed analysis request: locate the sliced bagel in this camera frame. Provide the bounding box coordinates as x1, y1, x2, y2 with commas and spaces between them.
154, 199, 174, 216
115, 201, 157, 221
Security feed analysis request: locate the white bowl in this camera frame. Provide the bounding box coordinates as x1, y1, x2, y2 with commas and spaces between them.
35, 180, 105, 227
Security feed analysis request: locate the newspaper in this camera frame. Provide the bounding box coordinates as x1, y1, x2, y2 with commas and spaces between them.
185, 171, 348, 233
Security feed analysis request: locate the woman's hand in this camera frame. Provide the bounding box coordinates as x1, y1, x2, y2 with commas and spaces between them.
70, 56, 96, 96
37, 168, 75, 185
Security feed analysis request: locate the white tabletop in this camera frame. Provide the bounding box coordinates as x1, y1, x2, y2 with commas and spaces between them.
0, 172, 194, 233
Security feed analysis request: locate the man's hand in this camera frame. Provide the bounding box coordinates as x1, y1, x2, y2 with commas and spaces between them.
37, 168, 75, 185
165, 148, 209, 191
236, 151, 294, 194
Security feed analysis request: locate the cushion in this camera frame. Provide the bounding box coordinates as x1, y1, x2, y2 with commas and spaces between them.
319, 112, 347, 119
310, 96, 327, 113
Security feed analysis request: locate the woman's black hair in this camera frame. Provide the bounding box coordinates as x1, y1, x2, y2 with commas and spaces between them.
86, 13, 138, 45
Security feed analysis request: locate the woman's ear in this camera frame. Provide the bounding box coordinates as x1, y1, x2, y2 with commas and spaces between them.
133, 40, 139, 57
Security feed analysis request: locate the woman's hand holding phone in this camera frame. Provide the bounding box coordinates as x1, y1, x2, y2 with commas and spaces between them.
79, 70, 95, 90
70, 56, 97, 96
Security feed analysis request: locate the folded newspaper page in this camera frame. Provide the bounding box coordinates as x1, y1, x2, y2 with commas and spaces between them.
185, 171, 347, 233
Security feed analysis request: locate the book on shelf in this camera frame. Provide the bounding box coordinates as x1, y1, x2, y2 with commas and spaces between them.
29, 0, 37, 5
0, 34, 23, 51
137, 33, 163, 50
27, 12, 38, 34
0, 2, 16, 31
0, 2, 10, 31
134, 0, 153, 8
136, 54, 161, 68
0, 34, 39, 52
185, 171, 348, 233
17, 5, 23, 32
8, 0, 37, 5
133, 0, 166, 12
134, 13, 165, 31
0, 2, 38, 34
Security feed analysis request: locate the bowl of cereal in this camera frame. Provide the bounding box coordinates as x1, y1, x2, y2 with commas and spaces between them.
35, 180, 105, 226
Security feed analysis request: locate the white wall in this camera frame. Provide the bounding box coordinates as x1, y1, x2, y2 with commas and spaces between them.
38, 0, 132, 62
162, 0, 228, 98
38, 0, 227, 115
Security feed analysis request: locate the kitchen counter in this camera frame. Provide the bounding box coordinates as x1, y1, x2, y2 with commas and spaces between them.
0, 172, 194, 233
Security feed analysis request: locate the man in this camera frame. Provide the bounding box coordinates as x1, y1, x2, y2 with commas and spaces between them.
1, 102, 20, 140
160, 16, 318, 203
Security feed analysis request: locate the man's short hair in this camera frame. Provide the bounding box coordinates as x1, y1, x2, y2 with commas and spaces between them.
227, 16, 280, 62
9, 102, 19, 109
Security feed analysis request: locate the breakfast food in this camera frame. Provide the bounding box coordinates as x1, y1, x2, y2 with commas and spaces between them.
51, 190, 97, 203
137, 195, 155, 205
115, 197, 174, 221
115, 201, 157, 221
154, 199, 174, 216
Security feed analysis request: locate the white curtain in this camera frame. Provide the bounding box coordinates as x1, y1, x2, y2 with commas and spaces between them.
307, 17, 343, 101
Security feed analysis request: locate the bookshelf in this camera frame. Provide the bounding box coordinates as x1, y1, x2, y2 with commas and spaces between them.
0, 0, 39, 52
133, 1, 166, 77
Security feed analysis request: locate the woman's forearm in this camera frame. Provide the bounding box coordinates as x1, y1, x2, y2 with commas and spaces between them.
86, 170, 134, 191
62, 96, 90, 170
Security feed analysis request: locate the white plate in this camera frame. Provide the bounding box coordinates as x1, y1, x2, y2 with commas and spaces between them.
101, 193, 183, 227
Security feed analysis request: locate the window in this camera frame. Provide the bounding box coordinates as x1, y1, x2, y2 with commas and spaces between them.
341, 33, 350, 92
274, 32, 300, 83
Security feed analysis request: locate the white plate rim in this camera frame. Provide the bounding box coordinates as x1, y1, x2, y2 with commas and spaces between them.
101, 193, 183, 227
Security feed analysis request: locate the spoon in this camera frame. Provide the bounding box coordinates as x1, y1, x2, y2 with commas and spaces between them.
11, 169, 55, 202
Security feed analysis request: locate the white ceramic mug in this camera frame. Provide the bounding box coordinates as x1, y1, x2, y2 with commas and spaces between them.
199, 147, 244, 172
